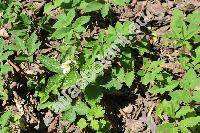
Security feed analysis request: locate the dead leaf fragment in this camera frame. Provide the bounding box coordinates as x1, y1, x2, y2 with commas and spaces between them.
0, 28, 9, 38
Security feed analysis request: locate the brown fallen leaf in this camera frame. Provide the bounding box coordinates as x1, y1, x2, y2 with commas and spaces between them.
0, 28, 9, 38
131, 0, 137, 7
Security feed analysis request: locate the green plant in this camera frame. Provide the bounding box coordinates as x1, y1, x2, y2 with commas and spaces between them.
162, 9, 200, 49
0, 111, 12, 133
138, 9, 200, 133
37, 20, 135, 131
1, 0, 200, 132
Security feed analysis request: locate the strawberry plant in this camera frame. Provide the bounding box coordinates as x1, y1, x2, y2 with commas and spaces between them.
0, 0, 200, 132
139, 9, 200, 133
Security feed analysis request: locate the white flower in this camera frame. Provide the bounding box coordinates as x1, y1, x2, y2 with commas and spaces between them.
61, 60, 72, 74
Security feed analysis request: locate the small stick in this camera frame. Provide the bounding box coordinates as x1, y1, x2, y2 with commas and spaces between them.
7, 60, 21, 73
7, 60, 31, 80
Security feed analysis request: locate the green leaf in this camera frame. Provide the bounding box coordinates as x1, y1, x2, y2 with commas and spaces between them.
72, 16, 90, 28
44, 3, 57, 14
74, 25, 86, 33
156, 103, 164, 119
179, 116, 200, 128
187, 10, 200, 24
51, 27, 71, 39
45, 74, 64, 94
26, 32, 40, 54
175, 106, 194, 118
0, 127, 9, 133
158, 99, 179, 118
171, 9, 185, 39
14, 55, 33, 63
115, 21, 123, 34
39, 74, 64, 103
51, 96, 72, 112
123, 21, 134, 35
124, 70, 134, 87
85, 85, 103, 105
9, 29, 27, 37
77, 118, 87, 129
149, 81, 179, 94
170, 90, 191, 103
0, 51, 13, 62
62, 71, 77, 89
1, 64, 13, 74
54, 0, 70, 6
185, 23, 199, 40
101, 3, 110, 18
0, 111, 11, 127
53, 8, 75, 28
63, 109, 76, 123
192, 35, 200, 42
157, 123, 178, 133
39, 55, 62, 73
180, 68, 200, 90
90, 120, 99, 130
15, 36, 26, 50
73, 101, 90, 115
81, 1, 103, 13
112, 0, 126, 6
116, 68, 125, 83
192, 91, 200, 102
192, 46, 200, 65
20, 12, 32, 25
38, 101, 52, 109
104, 78, 122, 90
87, 105, 105, 119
